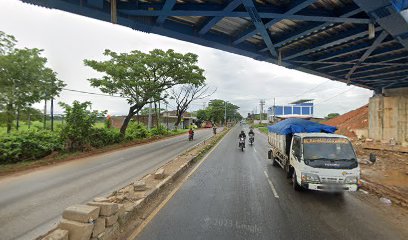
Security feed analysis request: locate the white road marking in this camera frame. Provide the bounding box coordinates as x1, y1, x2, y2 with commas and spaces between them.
254, 148, 257, 153
263, 170, 279, 198
127, 128, 232, 240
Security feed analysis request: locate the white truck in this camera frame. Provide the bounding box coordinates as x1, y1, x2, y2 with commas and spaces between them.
267, 119, 360, 192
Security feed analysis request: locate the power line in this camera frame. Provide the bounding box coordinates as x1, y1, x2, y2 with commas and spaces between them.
62, 88, 125, 98
316, 87, 355, 104
294, 79, 331, 99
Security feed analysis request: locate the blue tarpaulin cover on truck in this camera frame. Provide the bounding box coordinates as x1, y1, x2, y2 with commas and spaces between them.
267, 118, 337, 135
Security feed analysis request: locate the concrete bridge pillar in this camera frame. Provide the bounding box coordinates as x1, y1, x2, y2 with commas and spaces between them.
368, 87, 408, 146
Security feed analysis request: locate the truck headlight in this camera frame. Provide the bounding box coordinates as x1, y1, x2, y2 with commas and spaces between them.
301, 173, 320, 183
344, 176, 358, 184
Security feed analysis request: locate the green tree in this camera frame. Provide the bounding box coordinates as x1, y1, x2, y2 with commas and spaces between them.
59, 101, 105, 151
196, 109, 209, 121
84, 49, 205, 135
325, 113, 340, 120
0, 32, 65, 133
206, 99, 241, 124
0, 31, 16, 55
0, 107, 43, 126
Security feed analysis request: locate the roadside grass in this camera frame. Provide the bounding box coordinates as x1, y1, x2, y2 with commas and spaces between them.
250, 122, 269, 135
258, 127, 268, 134
0, 128, 190, 177
0, 120, 105, 134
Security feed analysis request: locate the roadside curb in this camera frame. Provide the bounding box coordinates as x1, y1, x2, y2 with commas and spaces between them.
124, 128, 229, 218
37, 128, 230, 240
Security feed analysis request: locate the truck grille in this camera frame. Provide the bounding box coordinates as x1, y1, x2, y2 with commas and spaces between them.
320, 177, 344, 184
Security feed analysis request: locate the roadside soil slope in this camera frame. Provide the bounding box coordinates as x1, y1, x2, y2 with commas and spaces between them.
323, 105, 408, 207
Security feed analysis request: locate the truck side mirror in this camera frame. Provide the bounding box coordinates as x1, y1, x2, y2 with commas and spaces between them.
369, 153, 376, 163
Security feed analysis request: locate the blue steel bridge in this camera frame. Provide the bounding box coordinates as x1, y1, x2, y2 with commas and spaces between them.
21, 0, 408, 91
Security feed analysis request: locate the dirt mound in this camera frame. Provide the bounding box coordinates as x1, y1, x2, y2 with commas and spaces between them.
322, 104, 368, 139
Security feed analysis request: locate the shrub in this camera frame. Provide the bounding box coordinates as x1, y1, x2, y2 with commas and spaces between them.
150, 125, 169, 136
59, 101, 102, 151
0, 130, 63, 164
89, 128, 122, 148
126, 122, 150, 140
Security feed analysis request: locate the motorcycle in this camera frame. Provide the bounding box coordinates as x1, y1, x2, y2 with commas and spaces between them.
239, 137, 245, 151
188, 132, 194, 141
249, 134, 254, 145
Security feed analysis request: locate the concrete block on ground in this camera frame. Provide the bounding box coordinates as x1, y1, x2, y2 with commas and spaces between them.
117, 204, 125, 218
105, 213, 118, 227
88, 202, 118, 216
97, 232, 105, 239
133, 180, 146, 191
103, 223, 119, 240
118, 185, 134, 195
62, 204, 100, 223
124, 203, 135, 213
93, 197, 110, 202
92, 218, 105, 237
58, 219, 94, 240
154, 168, 165, 179
42, 229, 68, 240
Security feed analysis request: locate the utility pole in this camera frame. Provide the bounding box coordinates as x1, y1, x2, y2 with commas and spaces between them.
224, 101, 227, 127
158, 100, 161, 129
43, 98, 47, 129
50, 78, 55, 131
260, 99, 265, 122
273, 97, 276, 122
166, 102, 169, 130
148, 100, 152, 130
28, 108, 31, 129
51, 98, 54, 131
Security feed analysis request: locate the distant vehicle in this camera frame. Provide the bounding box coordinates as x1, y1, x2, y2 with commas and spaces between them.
267, 119, 360, 192
202, 121, 213, 128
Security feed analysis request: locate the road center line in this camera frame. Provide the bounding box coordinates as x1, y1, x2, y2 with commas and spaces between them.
263, 170, 279, 199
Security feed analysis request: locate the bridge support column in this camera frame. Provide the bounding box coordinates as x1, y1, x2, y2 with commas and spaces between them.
368, 87, 408, 146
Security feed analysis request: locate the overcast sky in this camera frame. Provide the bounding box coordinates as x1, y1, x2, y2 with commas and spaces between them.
0, 0, 372, 118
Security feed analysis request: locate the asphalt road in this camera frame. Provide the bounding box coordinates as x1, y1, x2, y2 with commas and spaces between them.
136, 126, 408, 240
0, 129, 216, 240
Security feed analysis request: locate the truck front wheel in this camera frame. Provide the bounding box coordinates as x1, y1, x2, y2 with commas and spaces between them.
285, 164, 292, 178
272, 157, 279, 167
292, 172, 302, 191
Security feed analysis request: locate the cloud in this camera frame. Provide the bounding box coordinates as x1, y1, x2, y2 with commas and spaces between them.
0, 0, 372, 118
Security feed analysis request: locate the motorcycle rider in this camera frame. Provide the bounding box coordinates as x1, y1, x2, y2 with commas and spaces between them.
248, 128, 255, 142
188, 128, 194, 140
239, 130, 246, 139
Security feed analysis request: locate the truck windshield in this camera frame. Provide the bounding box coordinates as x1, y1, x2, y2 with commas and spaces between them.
303, 137, 357, 169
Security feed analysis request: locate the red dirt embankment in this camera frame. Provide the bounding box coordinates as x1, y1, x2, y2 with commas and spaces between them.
322, 104, 368, 139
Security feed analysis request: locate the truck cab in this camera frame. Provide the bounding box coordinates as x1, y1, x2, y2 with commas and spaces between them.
290, 133, 360, 192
